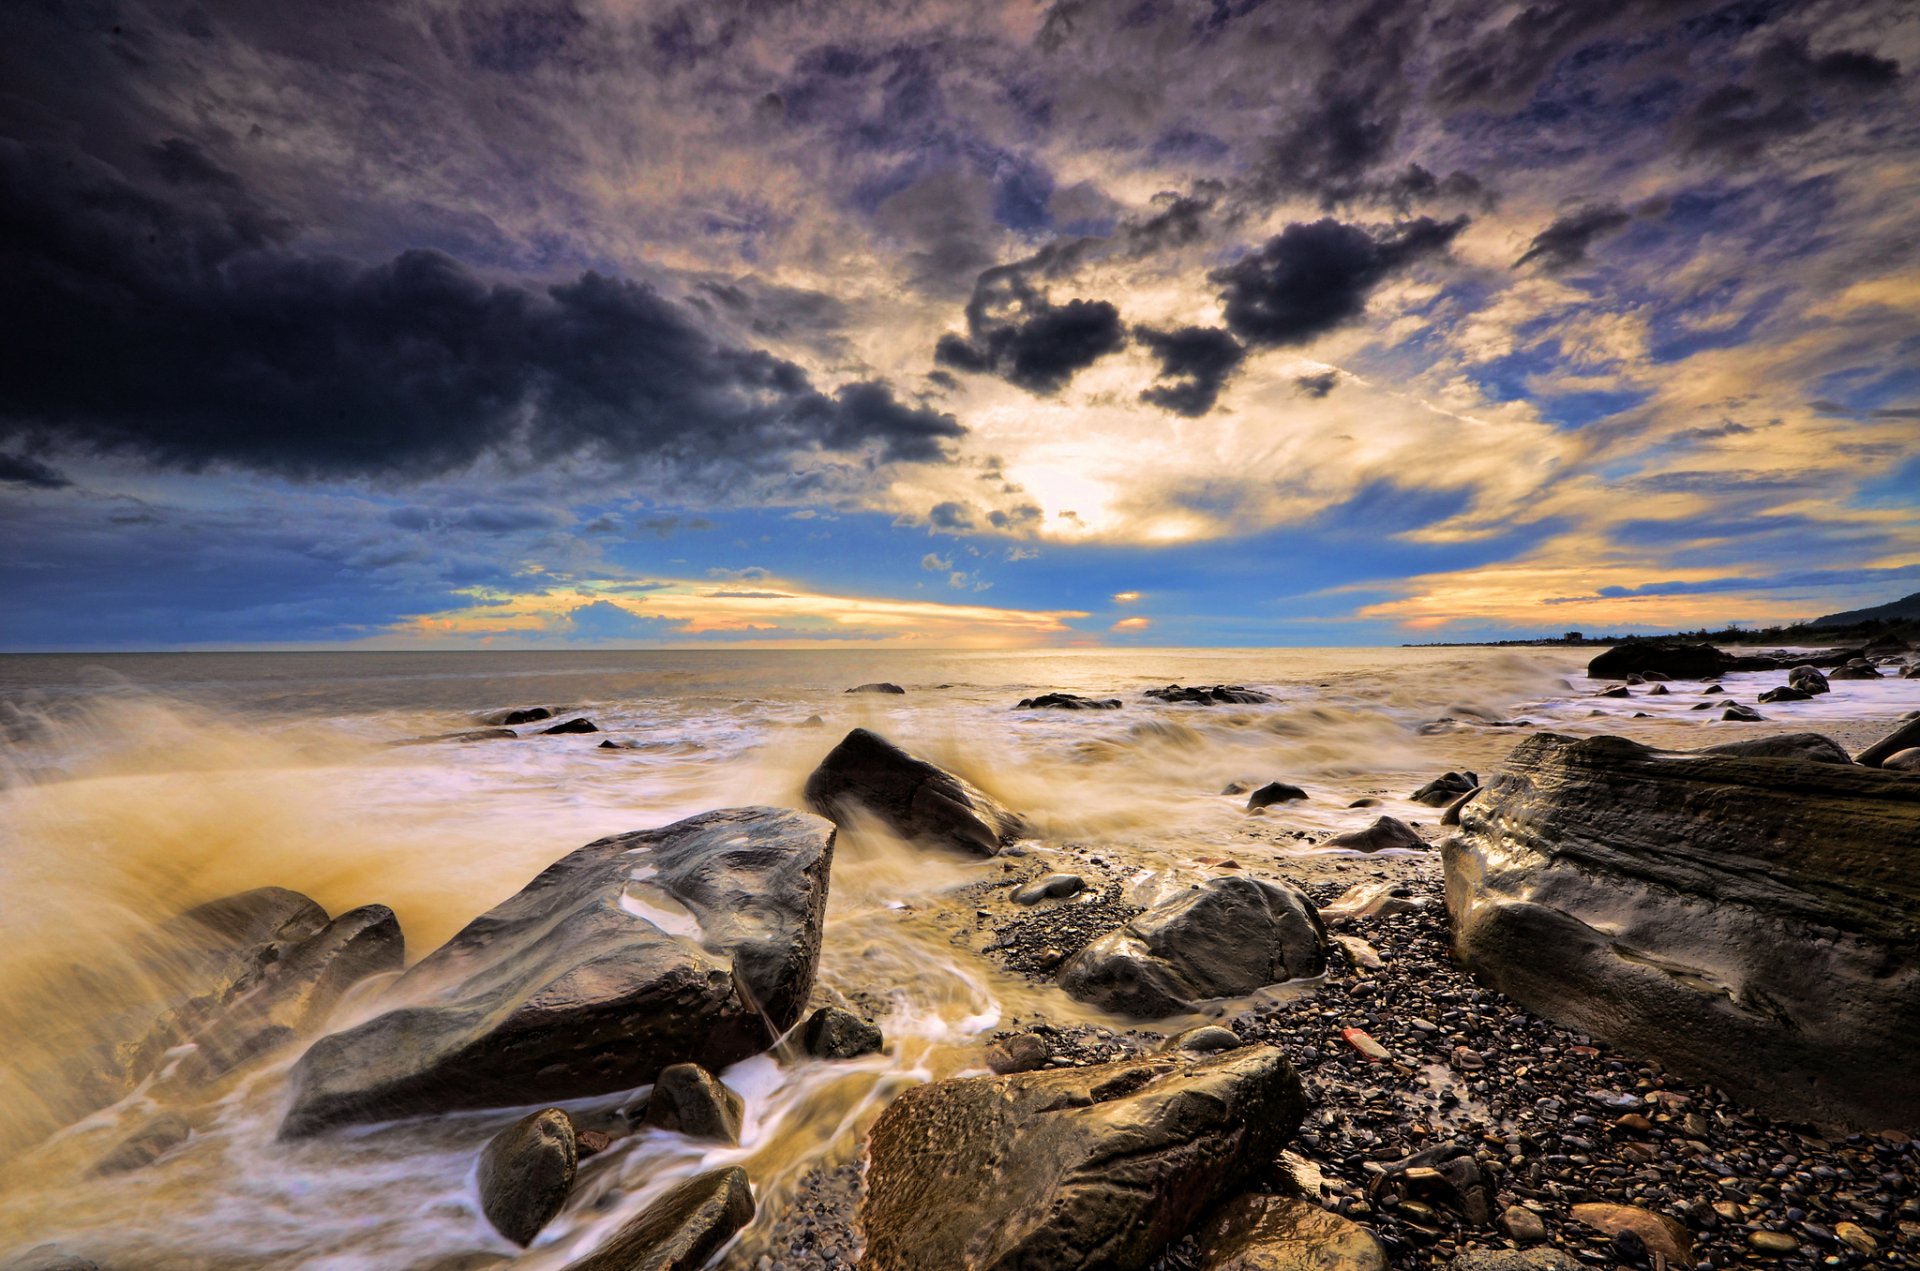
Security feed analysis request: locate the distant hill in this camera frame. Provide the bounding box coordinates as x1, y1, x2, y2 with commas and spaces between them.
1811, 591, 1920, 627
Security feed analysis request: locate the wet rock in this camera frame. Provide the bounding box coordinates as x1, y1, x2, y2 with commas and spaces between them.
1324, 816, 1423, 853
639, 1063, 744, 1143
1597, 686, 1631, 698
1449, 1251, 1582, 1271
803, 728, 1022, 856
1789, 665, 1831, 695
1720, 703, 1763, 721
1587, 642, 1732, 680
1247, 782, 1308, 811
0, 1248, 104, 1271
1411, 771, 1478, 807
1647, 683, 1669, 695
1885, 746, 1920, 772
1195, 1194, 1387, 1271
1371, 1142, 1493, 1226
1016, 692, 1121, 710
1058, 876, 1326, 1017
92, 1112, 191, 1175
1439, 786, 1480, 826
1859, 715, 1920, 767
800, 1006, 882, 1059
398, 728, 519, 745
985, 1032, 1051, 1074
1500, 1205, 1546, 1244
482, 706, 553, 726
1319, 882, 1425, 921
846, 682, 906, 694
478, 1108, 577, 1246
283, 807, 833, 1134
1830, 659, 1883, 680
1747, 1230, 1798, 1254
1165, 1025, 1243, 1054
541, 717, 599, 734
1757, 685, 1810, 703
1834, 1221, 1877, 1254
1702, 683, 1725, 694
1696, 732, 1852, 765
859, 1045, 1306, 1271
1445, 732, 1920, 1129
1145, 684, 1276, 705
1012, 873, 1086, 904
1331, 934, 1382, 969
562, 1166, 754, 1271
1569, 1203, 1691, 1263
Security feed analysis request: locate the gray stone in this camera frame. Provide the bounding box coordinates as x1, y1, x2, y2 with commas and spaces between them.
800, 1006, 882, 1059
1696, 733, 1852, 765
846, 682, 906, 694
1246, 782, 1308, 811
1016, 693, 1121, 710
1587, 642, 1731, 680
1885, 747, 1920, 772
1059, 876, 1326, 1018
1500, 1205, 1547, 1244
1411, 771, 1478, 806
283, 807, 833, 1134
803, 728, 1023, 856
1859, 715, 1920, 767
860, 1045, 1306, 1271
562, 1166, 754, 1271
1789, 666, 1831, 695
1445, 732, 1920, 1129
478, 1108, 577, 1246
1012, 873, 1085, 904
1324, 816, 1423, 853
639, 1064, 744, 1143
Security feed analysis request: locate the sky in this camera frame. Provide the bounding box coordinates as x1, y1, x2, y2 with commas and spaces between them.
1, 0, 1917, 650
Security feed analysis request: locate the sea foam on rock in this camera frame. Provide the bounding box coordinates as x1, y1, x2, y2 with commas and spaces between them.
1444, 732, 1920, 1129
282, 807, 833, 1135
803, 727, 1023, 856
858, 1045, 1305, 1271
1058, 876, 1326, 1018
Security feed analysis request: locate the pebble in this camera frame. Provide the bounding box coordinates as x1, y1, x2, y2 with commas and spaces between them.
1746, 1230, 1798, 1254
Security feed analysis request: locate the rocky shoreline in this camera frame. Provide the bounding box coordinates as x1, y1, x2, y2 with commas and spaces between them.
4, 642, 1919, 1271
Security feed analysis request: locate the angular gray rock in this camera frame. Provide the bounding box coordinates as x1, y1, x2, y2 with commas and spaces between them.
800, 1006, 883, 1059
1011, 873, 1085, 904
803, 728, 1023, 856
638, 1064, 744, 1143
1246, 781, 1307, 811
1058, 876, 1326, 1018
1445, 732, 1920, 1129
282, 807, 833, 1134
1325, 816, 1424, 853
563, 1167, 754, 1271
1411, 771, 1478, 806
859, 1045, 1306, 1271
479, 1108, 577, 1246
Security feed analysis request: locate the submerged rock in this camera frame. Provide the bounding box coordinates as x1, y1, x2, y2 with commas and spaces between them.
1789, 665, 1831, 695
1830, 659, 1883, 680
563, 1166, 754, 1271
1016, 692, 1122, 710
800, 1006, 883, 1059
1195, 1194, 1387, 1271
1720, 703, 1763, 721
859, 1045, 1306, 1271
803, 727, 1023, 856
1144, 684, 1275, 705
638, 1064, 744, 1143
846, 682, 906, 694
1246, 781, 1308, 811
482, 706, 554, 726
1058, 876, 1326, 1017
479, 1108, 577, 1246
1757, 685, 1810, 703
1586, 642, 1731, 680
91, 1112, 191, 1176
282, 807, 833, 1134
1445, 732, 1920, 1129
541, 717, 599, 734
1324, 816, 1424, 853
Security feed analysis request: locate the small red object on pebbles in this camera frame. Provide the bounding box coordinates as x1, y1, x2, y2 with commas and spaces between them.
1342, 1027, 1390, 1061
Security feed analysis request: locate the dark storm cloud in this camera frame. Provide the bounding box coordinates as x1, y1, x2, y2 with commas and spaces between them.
1678, 34, 1902, 159
1294, 372, 1340, 399
0, 141, 962, 481
1137, 327, 1247, 417
1212, 217, 1467, 348
1428, 0, 1722, 111
1514, 204, 1634, 272
0, 454, 71, 489
934, 260, 1126, 394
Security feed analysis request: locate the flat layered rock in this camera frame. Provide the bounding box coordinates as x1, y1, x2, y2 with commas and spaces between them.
1444, 732, 1920, 1129
1058, 876, 1326, 1018
282, 807, 833, 1134
859, 1045, 1306, 1271
1016, 692, 1122, 710
803, 728, 1023, 856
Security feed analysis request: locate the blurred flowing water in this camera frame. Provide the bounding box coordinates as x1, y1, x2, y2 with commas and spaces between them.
0, 647, 1910, 1268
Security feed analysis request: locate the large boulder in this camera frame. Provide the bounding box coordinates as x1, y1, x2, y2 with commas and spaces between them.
1586, 642, 1732, 680
1444, 732, 1920, 1129
803, 728, 1023, 855
1058, 877, 1326, 1018
859, 1045, 1306, 1271
282, 807, 833, 1135
1696, 733, 1852, 765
